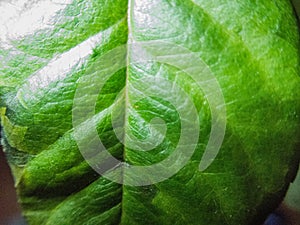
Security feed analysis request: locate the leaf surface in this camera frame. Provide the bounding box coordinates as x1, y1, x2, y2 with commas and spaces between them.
0, 0, 300, 225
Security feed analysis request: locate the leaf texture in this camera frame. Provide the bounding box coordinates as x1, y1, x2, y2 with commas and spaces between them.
0, 0, 300, 224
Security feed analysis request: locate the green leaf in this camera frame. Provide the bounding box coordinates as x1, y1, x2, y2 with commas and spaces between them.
1, 0, 300, 224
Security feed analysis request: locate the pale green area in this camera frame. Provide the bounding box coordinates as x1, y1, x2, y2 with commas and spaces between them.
286, 171, 300, 211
